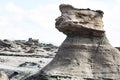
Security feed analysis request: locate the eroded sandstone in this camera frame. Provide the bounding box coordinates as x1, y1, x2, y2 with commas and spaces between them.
25, 4, 120, 80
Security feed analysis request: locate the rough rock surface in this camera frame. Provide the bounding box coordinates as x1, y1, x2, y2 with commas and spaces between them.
0, 38, 58, 80
0, 71, 9, 80
0, 38, 57, 53
116, 47, 120, 51
25, 4, 120, 80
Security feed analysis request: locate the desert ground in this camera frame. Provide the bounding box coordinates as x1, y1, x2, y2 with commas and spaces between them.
0, 38, 57, 80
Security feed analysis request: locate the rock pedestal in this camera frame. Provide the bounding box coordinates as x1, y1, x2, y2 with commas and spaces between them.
25, 4, 120, 80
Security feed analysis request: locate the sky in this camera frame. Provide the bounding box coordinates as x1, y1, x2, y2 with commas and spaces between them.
0, 0, 120, 46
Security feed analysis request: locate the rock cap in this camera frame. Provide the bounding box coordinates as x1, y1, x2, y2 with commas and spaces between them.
55, 4, 104, 36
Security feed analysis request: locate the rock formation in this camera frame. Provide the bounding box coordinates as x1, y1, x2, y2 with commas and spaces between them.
0, 38, 57, 53
25, 4, 120, 80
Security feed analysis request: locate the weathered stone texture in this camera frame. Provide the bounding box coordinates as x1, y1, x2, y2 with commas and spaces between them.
0, 71, 9, 80
25, 4, 120, 80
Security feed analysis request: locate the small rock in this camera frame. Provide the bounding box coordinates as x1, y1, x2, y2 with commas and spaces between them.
19, 62, 40, 68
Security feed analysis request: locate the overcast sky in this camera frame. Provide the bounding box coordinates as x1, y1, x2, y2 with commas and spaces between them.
0, 0, 120, 46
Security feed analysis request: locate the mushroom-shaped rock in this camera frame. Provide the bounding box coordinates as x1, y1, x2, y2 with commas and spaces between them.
25, 4, 120, 80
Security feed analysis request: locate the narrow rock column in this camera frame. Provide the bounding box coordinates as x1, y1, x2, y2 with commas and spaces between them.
26, 4, 120, 80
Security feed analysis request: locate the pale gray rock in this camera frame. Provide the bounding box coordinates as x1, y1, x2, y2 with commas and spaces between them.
55, 4, 104, 36
25, 38, 39, 46
116, 47, 120, 51
25, 4, 120, 80
0, 71, 9, 80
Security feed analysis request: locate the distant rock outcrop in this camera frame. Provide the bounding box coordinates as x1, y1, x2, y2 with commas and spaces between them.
0, 38, 58, 53
25, 4, 120, 80
116, 47, 120, 51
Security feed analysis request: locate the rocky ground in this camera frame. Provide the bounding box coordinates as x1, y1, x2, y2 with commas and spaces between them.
0, 38, 120, 80
0, 38, 58, 80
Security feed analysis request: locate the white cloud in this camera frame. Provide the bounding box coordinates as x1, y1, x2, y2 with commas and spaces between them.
27, 4, 59, 28
26, 4, 66, 45
115, 0, 120, 4
60, 0, 110, 10
5, 2, 25, 14
0, 2, 66, 45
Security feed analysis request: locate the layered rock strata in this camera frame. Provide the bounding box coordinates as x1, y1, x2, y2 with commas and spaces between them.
25, 4, 120, 80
